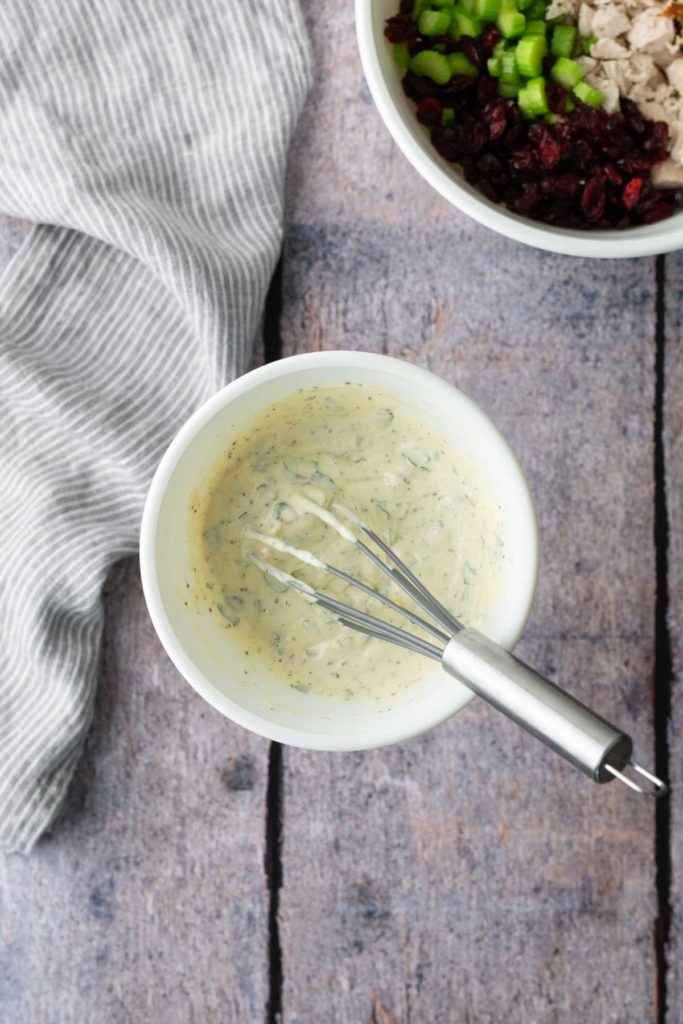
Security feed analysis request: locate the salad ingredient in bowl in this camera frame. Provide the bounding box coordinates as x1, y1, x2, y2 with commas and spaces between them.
386, 0, 683, 227
192, 383, 507, 702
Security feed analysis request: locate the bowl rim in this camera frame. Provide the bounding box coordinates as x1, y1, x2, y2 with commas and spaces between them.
140, 351, 540, 750
355, 0, 683, 259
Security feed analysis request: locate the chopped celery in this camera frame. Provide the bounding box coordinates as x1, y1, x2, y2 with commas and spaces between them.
448, 51, 479, 75
550, 24, 576, 57
474, 0, 502, 18
487, 54, 503, 76
518, 76, 548, 116
573, 80, 604, 106
498, 80, 519, 96
450, 5, 482, 36
441, 107, 456, 126
419, 8, 452, 34
412, 0, 431, 21
550, 56, 583, 89
517, 0, 534, 9
496, 8, 526, 37
500, 48, 521, 83
581, 34, 597, 54
432, 0, 455, 6
409, 50, 452, 84
525, 19, 547, 33
515, 33, 547, 77
493, 38, 508, 54
526, 0, 548, 16
392, 41, 411, 68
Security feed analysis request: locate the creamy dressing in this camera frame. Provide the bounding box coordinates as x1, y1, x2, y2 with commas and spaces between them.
192, 384, 506, 701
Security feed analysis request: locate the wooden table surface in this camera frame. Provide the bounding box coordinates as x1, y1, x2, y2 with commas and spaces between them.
1, 1, 682, 1021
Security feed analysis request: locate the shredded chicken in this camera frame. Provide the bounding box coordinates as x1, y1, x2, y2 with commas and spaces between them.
546, 0, 683, 173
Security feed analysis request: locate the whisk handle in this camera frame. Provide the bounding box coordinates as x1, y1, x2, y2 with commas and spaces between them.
442, 629, 632, 783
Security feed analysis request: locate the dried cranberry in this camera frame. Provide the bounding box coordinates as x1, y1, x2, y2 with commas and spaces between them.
581, 176, 607, 222
604, 165, 623, 186
479, 179, 499, 203
476, 75, 498, 105
545, 81, 566, 116
399, 0, 413, 11
513, 181, 542, 215
553, 120, 575, 143
459, 36, 483, 68
416, 97, 443, 127
545, 172, 580, 199
621, 97, 647, 135
412, 74, 440, 97
442, 74, 477, 94
461, 121, 489, 155
506, 123, 528, 151
510, 149, 538, 176
401, 75, 420, 102
622, 177, 644, 210
538, 137, 562, 170
570, 101, 605, 135
482, 98, 507, 141
431, 126, 463, 162
643, 121, 669, 152
462, 157, 480, 184
675, 190, 683, 208
481, 24, 500, 54
643, 201, 675, 224
568, 139, 593, 172
384, 14, 413, 42
478, 151, 503, 177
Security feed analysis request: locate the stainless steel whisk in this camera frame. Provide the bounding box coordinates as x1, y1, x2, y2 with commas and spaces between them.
249, 496, 666, 798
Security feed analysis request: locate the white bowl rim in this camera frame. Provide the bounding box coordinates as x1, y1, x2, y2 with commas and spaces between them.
355, 0, 683, 259
140, 351, 540, 750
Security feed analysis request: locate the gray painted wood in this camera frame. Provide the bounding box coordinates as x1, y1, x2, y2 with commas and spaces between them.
278, 2, 659, 1021
665, 248, 683, 1024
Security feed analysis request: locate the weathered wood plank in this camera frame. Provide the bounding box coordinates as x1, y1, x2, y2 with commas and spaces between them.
278, 4, 658, 1020
664, 248, 683, 1024
0, 560, 271, 1024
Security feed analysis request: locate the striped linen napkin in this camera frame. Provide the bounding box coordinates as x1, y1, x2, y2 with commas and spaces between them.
0, 0, 311, 853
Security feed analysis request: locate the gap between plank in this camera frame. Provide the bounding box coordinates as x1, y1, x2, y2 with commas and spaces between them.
263, 257, 285, 1024
654, 253, 672, 1024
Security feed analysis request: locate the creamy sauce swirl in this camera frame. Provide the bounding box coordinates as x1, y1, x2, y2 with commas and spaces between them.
193, 384, 506, 701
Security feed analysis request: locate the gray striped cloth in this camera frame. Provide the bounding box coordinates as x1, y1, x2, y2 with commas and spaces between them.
0, 0, 311, 853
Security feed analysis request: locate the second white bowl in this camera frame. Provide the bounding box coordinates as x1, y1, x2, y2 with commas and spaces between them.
140, 352, 539, 751
355, 0, 683, 258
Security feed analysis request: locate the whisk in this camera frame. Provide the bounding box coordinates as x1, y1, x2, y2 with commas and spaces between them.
248, 495, 666, 799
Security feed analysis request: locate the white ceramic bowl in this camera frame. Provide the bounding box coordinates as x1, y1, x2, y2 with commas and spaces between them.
140, 351, 539, 751
356, 0, 683, 258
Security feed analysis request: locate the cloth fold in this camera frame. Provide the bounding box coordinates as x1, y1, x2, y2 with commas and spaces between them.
0, 0, 311, 853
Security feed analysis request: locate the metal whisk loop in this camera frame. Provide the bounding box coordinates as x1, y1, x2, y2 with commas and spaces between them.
245, 528, 449, 644
604, 761, 667, 799
248, 495, 667, 799
249, 554, 444, 659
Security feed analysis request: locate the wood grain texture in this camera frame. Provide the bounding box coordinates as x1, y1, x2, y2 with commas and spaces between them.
278, 3, 659, 1021
664, 248, 683, 1024
0, 560, 270, 1024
